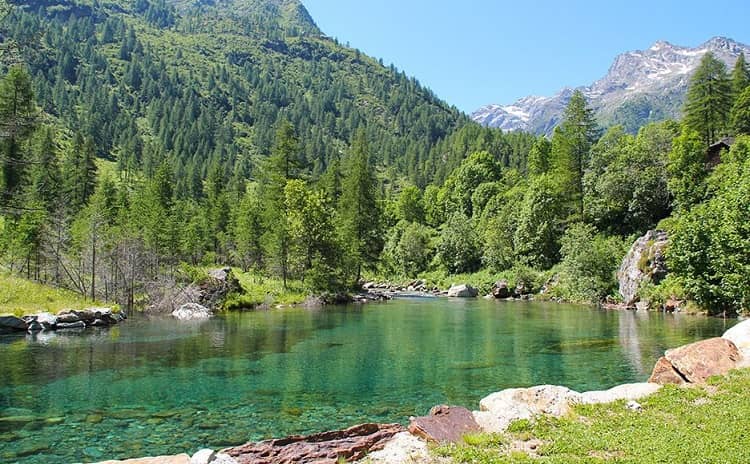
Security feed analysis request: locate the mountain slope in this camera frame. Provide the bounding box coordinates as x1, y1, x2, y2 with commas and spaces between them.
5, 0, 466, 188
473, 37, 750, 134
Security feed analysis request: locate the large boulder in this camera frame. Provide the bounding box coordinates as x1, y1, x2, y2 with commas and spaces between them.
648, 337, 743, 385
221, 423, 404, 464
447, 284, 478, 298
474, 385, 581, 433
0, 315, 28, 331
408, 405, 481, 444
359, 431, 429, 464
723, 319, 750, 365
491, 280, 511, 299
172, 303, 212, 321
617, 230, 669, 306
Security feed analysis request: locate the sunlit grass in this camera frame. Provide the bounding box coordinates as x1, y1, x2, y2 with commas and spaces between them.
0, 273, 98, 316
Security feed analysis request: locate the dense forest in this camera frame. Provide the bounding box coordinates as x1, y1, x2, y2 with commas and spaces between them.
2, 0, 750, 315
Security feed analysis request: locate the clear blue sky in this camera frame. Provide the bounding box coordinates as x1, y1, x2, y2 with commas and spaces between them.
303, 0, 750, 113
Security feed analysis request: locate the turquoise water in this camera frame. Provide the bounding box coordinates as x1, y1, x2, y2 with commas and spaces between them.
0, 298, 735, 463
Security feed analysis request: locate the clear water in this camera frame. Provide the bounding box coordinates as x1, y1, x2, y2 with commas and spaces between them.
0, 298, 735, 463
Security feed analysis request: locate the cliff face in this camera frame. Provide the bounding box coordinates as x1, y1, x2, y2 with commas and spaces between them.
617, 230, 669, 306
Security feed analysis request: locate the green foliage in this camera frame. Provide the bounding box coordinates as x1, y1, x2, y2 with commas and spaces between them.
667, 126, 708, 211
684, 52, 733, 146
437, 212, 481, 274
554, 223, 628, 302
668, 136, 750, 314
513, 175, 564, 269
731, 52, 750, 97
731, 85, 750, 135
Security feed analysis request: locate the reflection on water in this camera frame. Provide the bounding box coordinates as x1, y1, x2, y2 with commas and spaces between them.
0, 299, 734, 463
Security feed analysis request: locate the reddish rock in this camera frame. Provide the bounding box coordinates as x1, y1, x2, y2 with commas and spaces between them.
665, 337, 741, 383
648, 356, 687, 385
222, 423, 404, 464
408, 405, 481, 444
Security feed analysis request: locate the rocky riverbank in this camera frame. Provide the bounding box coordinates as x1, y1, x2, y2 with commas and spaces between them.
0, 307, 125, 334
91, 317, 750, 464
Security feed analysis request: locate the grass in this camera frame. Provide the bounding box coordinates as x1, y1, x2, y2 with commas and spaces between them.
434, 369, 750, 463
223, 269, 307, 310
0, 273, 100, 316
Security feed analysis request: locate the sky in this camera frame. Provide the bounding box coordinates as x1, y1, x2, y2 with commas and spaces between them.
302, 0, 750, 113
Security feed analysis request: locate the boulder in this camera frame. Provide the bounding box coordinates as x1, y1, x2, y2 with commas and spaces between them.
57, 321, 86, 330
190, 449, 215, 464
617, 230, 669, 306
359, 432, 429, 464
221, 423, 404, 464
475, 385, 581, 433
36, 312, 58, 330
408, 405, 481, 444
57, 312, 82, 324
93, 455, 191, 464
491, 281, 511, 299
580, 383, 661, 404
723, 319, 750, 364
74, 307, 112, 322
172, 303, 212, 321
648, 338, 743, 385
26, 320, 43, 332
447, 284, 478, 298
0, 315, 28, 331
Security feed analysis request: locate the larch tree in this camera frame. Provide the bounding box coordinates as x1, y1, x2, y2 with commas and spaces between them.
0, 66, 36, 208
731, 52, 750, 97
684, 52, 733, 146
339, 128, 382, 283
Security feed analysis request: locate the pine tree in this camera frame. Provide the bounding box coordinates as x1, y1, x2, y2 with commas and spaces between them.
684, 52, 733, 146
732, 87, 750, 135
28, 126, 61, 212
339, 129, 382, 283
731, 52, 750, 97
0, 66, 36, 208
551, 90, 598, 216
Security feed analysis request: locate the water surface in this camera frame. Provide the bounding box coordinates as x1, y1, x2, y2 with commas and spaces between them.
0, 298, 734, 463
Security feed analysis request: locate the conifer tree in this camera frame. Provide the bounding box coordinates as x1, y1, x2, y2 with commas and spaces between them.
684, 52, 732, 146
0, 66, 35, 208
339, 128, 382, 283
731, 52, 750, 97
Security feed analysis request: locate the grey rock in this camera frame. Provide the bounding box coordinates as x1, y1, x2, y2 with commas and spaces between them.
172, 303, 212, 321
26, 320, 43, 332
447, 284, 478, 298
56, 312, 81, 323
360, 432, 429, 464
0, 315, 28, 331
626, 400, 643, 411
618, 230, 669, 306
36, 312, 58, 330
723, 319, 750, 366
580, 383, 661, 404
190, 449, 215, 464
57, 321, 86, 330
475, 385, 582, 432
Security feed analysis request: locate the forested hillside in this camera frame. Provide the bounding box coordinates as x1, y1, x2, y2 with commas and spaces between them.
2, 0, 750, 316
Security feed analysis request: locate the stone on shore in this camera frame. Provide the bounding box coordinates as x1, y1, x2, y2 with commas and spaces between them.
491, 280, 511, 299
222, 423, 403, 464
35, 312, 58, 330
580, 383, 662, 404
172, 303, 212, 321
723, 319, 750, 365
360, 432, 430, 463
475, 385, 581, 433
447, 284, 478, 298
648, 337, 743, 385
94, 454, 191, 464
408, 405, 481, 444
0, 315, 28, 331
190, 449, 238, 464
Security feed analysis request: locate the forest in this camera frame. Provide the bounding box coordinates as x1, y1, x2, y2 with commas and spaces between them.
2, 0, 750, 315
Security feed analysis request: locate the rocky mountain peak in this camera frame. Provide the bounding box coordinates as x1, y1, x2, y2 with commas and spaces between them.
473, 37, 750, 135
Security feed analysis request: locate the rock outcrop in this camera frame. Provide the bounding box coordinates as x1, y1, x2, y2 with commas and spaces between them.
617, 230, 669, 306
648, 337, 743, 385
447, 284, 478, 298
172, 303, 212, 321
221, 423, 404, 464
408, 405, 481, 444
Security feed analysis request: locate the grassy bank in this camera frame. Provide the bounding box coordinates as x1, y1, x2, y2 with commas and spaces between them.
223, 269, 307, 310
0, 273, 99, 316
435, 369, 750, 463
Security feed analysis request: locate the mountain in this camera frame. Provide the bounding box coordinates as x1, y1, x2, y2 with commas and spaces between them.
4, 0, 466, 188
473, 37, 750, 134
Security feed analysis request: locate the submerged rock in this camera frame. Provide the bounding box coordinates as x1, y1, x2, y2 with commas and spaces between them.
617, 229, 669, 306
408, 405, 480, 443
172, 303, 212, 321
222, 423, 404, 463
447, 284, 478, 298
